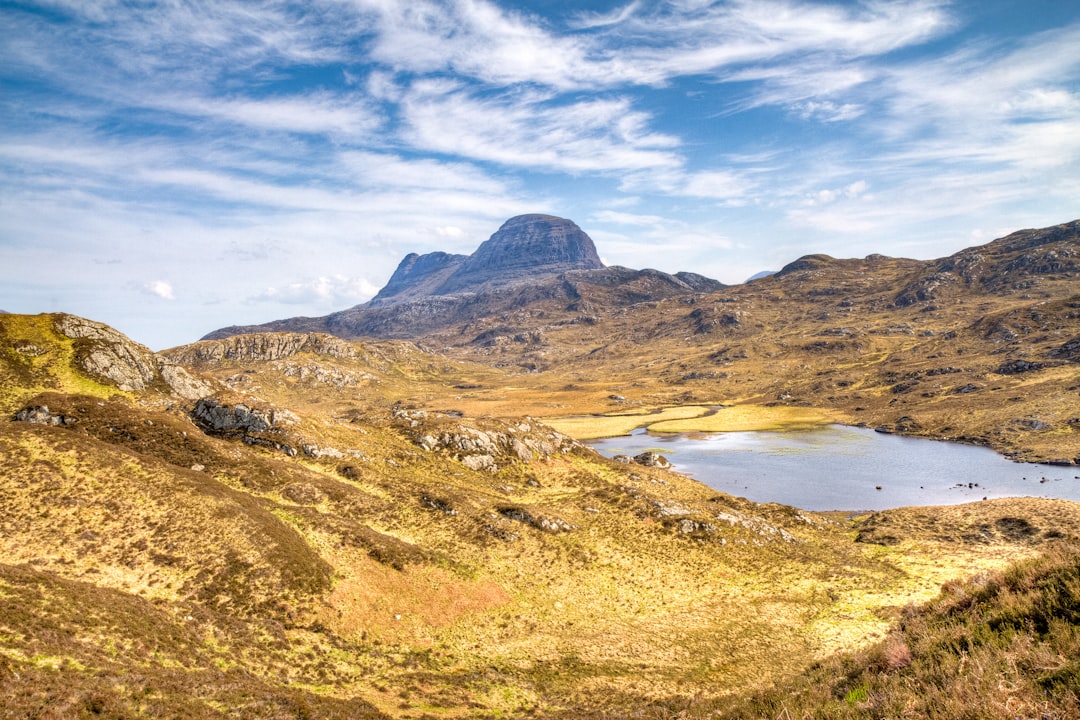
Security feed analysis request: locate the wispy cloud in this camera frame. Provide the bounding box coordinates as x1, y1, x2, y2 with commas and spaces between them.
398, 82, 682, 172
250, 275, 380, 307
155, 93, 382, 137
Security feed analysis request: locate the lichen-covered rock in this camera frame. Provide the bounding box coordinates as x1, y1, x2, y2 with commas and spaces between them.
402, 411, 578, 470
274, 361, 373, 387
55, 314, 157, 392
498, 506, 574, 533
633, 451, 671, 469
461, 454, 497, 472
53, 314, 216, 400
13, 405, 78, 426
169, 333, 359, 365
157, 359, 215, 400
191, 397, 298, 434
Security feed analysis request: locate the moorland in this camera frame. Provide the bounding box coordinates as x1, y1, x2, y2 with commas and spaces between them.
1, 216, 1078, 718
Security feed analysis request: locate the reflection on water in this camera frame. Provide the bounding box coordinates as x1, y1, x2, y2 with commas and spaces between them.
586, 425, 1080, 511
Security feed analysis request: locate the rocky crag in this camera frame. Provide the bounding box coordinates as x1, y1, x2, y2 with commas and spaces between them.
375, 214, 605, 302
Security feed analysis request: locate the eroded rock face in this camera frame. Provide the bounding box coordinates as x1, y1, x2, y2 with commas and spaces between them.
435, 214, 604, 294
54, 314, 214, 399
55, 314, 157, 392
170, 333, 359, 365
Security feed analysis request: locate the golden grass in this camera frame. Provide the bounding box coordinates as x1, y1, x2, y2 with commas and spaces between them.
5, 300, 1080, 717
544, 405, 713, 439
0, 313, 127, 412
546, 403, 846, 439
650, 404, 847, 433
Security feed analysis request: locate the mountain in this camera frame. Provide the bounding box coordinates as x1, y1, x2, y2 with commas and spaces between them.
203, 213, 726, 341
372, 214, 604, 305
195, 218, 1080, 465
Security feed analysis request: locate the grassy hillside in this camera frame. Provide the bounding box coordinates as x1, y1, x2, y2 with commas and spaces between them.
3, 312, 1080, 717
709, 541, 1080, 720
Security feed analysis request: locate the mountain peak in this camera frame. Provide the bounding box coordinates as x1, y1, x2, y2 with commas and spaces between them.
433, 214, 604, 294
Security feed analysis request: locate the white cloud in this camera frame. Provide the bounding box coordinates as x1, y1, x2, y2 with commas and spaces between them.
144, 280, 175, 300
399, 83, 682, 172
156, 92, 382, 137
621, 168, 755, 203
590, 210, 666, 226
794, 100, 864, 122
570, 2, 642, 30
355, 0, 953, 92
251, 275, 380, 306
338, 151, 509, 194
803, 180, 870, 206
359, 0, 599, 90
589, 0, 955, 86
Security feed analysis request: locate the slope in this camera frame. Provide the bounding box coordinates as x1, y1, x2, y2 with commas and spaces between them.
4, 312, 1080, 717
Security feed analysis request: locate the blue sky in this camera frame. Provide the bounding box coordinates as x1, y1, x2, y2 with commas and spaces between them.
2, 0, 1078, 349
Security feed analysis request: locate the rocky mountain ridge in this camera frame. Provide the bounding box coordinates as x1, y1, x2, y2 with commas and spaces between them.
204, 213, 726, 340
424, 213, 604, 296
204, 218, 1080, 352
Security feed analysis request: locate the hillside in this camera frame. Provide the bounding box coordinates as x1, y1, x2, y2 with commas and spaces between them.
2, 311, 1080, 717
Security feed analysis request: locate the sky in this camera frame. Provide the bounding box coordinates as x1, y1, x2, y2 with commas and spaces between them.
1, 0, 1078, 350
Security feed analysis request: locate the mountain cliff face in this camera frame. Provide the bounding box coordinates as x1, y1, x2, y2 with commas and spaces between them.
370, 250, 467, 305
435, 214, 604, 294
371, 214, 602, 305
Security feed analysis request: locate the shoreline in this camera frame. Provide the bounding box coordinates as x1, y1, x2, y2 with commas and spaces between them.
546, 403, 1079, 468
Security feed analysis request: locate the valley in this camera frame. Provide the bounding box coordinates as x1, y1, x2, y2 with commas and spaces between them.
1, 216, 1079, 718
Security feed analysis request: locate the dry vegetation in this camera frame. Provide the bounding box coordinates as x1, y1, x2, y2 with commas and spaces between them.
348, 223, 1080, 467
2, 217, 1079, 720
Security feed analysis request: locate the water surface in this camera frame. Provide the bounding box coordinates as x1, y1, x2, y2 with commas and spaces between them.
587, 425, 1080, 511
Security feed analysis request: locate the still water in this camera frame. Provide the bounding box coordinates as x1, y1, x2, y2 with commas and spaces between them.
587, 425, 1080, 511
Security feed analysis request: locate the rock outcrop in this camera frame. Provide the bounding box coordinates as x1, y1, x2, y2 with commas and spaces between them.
167, 332, 359, 366
13, 405, 78, 426
393, 406, 579, 473
191, 397, 299, 435
54, 314, 213, 400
